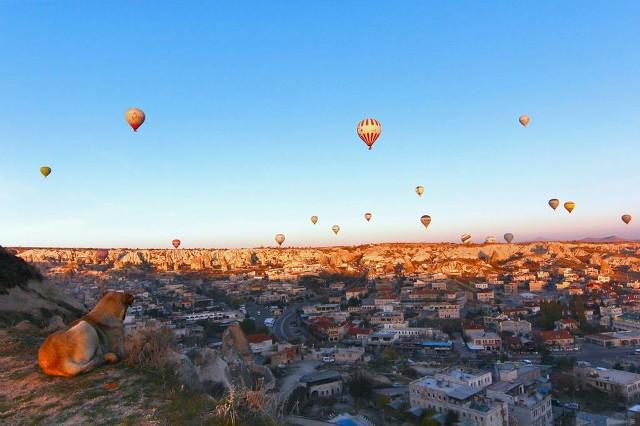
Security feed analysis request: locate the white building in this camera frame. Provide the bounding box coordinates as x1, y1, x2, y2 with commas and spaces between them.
409, 376, 507, 426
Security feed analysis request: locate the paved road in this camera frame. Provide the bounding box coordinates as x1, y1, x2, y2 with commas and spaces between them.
554, 342, 640, 368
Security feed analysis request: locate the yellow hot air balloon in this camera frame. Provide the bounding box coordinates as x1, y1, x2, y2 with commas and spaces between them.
332, 225, 340, 235
311, 216, 318, 225
356, 118, 382, 150
420, 215, 431, 229
364, 213, 372, 222
40, 166, 52, 178
461, 234, 471, 244
548, 199, 560, 210
125, 108, 145, 132
415, 186, 424, 197
275, 233, 285, 247
519, 115, 530, 127
504, 233, 514, 243
622, 214, 632, 225
564, 201, 575, 213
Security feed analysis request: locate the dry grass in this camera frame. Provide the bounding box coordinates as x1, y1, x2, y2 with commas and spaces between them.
124, 325, 175, 370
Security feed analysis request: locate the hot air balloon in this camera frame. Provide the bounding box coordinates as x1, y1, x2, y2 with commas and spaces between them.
96, 249, 109, 262
461, 234, 471, 244
548, 199, 560, 210
172, 239, 181, 249
332, 225, 340, 235
364, 213, 372, 222
519, 115, 530, 127
564, 201, 575, 213
311, 216, 318, 225
40, 166, 52, 178
356, 118, 381, 150
125, 108, 145, 132
420, 215, 431, 229
504, 233, 514, 243
415, 186, 424, 197
622, 214, 632, 225
275, 233, 285, 247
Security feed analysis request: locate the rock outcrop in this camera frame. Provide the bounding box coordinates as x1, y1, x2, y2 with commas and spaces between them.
0, 248, 84, 326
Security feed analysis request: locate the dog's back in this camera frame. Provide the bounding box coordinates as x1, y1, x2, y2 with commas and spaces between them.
38, 320, 101, 377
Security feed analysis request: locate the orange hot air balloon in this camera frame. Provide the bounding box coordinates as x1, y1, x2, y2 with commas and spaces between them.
40, 166, 52, 178
420, 215, 431, 229
356, 118, 381, 150
364, 212, 372, 222
125, 108, 145, 132
564, 201, 575, 213
519, 115, 530, 127
622, 214, 632, 225
275, 233, 285, 247
332, 225, 340, 235
311, 216, 318, 225
415, 186, 424, 197
548, 199, 560, 210
172, 239, 181, 249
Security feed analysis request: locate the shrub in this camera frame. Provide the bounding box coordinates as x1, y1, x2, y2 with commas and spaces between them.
125, 325, 176, 370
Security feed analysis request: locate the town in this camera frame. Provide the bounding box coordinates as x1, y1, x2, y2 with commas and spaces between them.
13, 241, 640, 425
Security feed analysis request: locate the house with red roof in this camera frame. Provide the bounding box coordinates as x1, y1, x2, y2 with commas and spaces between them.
246, 333, 274, 354
537, 330, 575, 351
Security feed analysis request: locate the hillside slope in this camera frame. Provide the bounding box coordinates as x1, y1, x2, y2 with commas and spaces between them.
0, 248, 84, 326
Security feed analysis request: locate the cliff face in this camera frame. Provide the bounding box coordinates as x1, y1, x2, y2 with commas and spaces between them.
0, 248, 84, 327
12, 242, 640, 277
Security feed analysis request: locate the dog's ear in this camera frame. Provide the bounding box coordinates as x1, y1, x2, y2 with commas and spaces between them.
124, 293, 135, 306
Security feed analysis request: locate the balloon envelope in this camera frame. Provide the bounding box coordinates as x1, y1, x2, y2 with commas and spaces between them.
332, 225, 340, 235
40, 166, 52, 178
548, 199, 560, 210
275, 233, 285, 246
356, 118, 381, 150
364, 213, 372, 222
311, 216, 318, 225
415, 186, 424, 197
564, 201, 575, 213
504, 233, 514, 243
420, 215, 431, 229
461, 234, 471, 244
96, 249, 109, 262
172, 239, 181, 249
622, 214, 632, 225
125, 108, 145, 132
519, 115, 530, 127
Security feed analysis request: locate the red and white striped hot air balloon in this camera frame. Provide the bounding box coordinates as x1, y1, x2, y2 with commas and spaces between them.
356, 118, 381, 150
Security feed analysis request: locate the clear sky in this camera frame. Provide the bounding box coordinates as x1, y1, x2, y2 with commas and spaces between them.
1, 1, 639, 248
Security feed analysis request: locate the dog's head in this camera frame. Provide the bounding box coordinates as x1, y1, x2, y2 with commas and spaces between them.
93, 291, 135, 321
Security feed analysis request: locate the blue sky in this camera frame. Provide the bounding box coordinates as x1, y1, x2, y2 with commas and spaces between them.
1, 1, 639, 248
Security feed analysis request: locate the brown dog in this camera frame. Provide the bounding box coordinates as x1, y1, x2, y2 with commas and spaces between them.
38, 291, 134, 377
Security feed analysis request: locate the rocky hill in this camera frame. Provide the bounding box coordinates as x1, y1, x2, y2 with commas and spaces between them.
11, 242, 640, 278
0, 248, 84, 326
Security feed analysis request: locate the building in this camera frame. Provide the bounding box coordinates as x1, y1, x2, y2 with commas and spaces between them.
554, 318, 579, 331
299, 370, 343, 398
499, 319, 532, 335
487, 381, 552, 426
246, 333, 274, 354
585, 331, 640, 347
436, 368, 493, 389
409, 376, 508, 426
466, 331, 502, 352
537, 330, 576, 351
612, 312, 640, 332
574, 366, 640, 400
